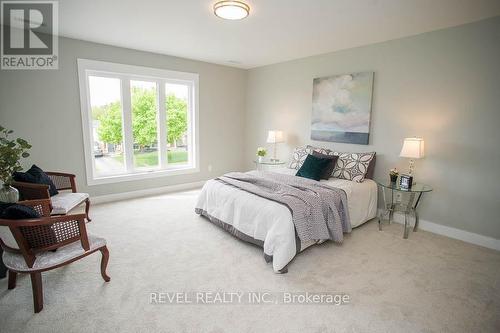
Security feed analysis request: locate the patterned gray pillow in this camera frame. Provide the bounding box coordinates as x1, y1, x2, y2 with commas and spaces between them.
289, 145, 335, 169
288, 145, 314, 169
332, 152, 375, 182
313, 147, 335, 156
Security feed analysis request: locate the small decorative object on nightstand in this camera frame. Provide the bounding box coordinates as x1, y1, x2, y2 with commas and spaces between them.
256, 147, 267, 163
376, 180, 432, 239
266, 130, 285, 162
399, 137, 424, 188
254, 159, 286, 171
389, 168, 399, 183
399, 174, 412, 190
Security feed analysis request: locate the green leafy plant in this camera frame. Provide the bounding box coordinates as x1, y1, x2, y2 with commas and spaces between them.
256, 147, 267, 157
0, 126, 31, 185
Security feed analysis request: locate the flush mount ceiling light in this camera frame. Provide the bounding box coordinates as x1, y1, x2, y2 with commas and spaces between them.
214, 1, 250, 20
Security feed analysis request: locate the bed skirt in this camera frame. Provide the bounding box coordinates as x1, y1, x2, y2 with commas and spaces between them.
195, 208, 302, 273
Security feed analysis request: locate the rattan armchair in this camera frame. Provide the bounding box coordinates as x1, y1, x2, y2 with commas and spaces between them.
0, 199, 110, 313
12, 171, 91, 222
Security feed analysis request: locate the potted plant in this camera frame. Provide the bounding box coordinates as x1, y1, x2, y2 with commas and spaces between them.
389, 168, 399, 183
0, 126, 32, 202
256, 147, 267, 163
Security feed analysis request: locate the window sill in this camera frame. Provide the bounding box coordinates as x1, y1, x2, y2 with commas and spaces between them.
87, 165, 200, 186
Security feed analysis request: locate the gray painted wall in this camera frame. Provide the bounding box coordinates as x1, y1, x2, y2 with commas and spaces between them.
245, 17, 500, 239
1, 17, 498, 240
0, 37, 247, 197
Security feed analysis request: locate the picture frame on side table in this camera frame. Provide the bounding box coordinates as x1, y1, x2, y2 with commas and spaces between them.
399, 174, 413, 190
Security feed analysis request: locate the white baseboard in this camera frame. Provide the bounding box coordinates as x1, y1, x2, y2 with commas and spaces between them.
378, 209, 500, 251
91, 180, 206, 205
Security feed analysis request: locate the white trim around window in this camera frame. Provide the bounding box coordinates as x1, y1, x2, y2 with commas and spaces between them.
77, 58, 200, 185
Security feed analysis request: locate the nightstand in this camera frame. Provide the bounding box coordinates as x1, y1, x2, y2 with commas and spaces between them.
254, 160, 286, 171
376, 180, 432, 239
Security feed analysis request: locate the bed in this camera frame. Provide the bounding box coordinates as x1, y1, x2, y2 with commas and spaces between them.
195, 166, 377, 273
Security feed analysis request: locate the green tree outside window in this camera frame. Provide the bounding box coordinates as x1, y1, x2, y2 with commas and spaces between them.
92, 89, 188, 148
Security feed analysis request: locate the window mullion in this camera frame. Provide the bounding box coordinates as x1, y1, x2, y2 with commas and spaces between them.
121, 77, 134, 172
158, 80, 167, 169
187, 83, 194, 166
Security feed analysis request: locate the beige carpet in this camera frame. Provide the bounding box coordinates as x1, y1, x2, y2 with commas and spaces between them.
0, 189, 499, 332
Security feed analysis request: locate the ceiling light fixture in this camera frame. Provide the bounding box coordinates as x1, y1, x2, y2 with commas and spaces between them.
214, 1, 250, 20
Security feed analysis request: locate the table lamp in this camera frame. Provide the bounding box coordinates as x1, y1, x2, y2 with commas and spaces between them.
399, 137, 424, 185
267, 130, 284, 162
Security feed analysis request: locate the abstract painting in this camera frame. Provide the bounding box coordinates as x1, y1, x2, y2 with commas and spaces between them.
311, 72, 374, 145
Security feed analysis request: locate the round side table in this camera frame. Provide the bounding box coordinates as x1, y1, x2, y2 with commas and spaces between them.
376, 180, 432, 239
253, 160, 286, 171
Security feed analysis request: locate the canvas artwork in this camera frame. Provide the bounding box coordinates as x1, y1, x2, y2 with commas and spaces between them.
311, 72, 374, 145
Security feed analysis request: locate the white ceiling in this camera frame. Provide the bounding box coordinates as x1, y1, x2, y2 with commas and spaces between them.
59, 0, 500, 69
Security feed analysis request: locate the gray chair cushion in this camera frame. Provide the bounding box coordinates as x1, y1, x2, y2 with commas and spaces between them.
0, 226, 18, 249
51, 192, 89, 215
2, 234, 106, 272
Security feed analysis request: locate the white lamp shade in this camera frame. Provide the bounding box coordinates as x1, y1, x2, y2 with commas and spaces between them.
266, 130, 285, 143
400, 137, 425, 159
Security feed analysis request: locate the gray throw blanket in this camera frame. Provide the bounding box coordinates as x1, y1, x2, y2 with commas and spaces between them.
217, 171, 351, 243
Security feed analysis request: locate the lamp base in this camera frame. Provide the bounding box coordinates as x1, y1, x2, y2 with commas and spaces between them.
408, 159, 414, 176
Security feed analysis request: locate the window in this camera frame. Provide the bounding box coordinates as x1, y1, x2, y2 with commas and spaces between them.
78, 59, 199, 185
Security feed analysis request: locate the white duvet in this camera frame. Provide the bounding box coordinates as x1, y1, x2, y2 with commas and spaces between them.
195, 167, 377, 272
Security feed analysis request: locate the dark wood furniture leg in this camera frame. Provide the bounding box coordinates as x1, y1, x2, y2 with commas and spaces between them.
8, 271, 17, 290
85, 198, 92, 222
0, 248, 7, 279
30, 272, 43, 313
100, 246, 110, 282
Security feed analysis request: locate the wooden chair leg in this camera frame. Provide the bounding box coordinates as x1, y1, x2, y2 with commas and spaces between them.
30, 272, 43, 313
0, 248, 7, 279
99, 246, 110, 282
85, 198, 92, 222
7, 271, 17, 290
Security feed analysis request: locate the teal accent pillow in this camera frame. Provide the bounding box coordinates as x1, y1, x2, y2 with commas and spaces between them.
295, 154, 332, 181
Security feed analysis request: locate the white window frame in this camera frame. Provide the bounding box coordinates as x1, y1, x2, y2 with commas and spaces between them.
77, 58, 199, 185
